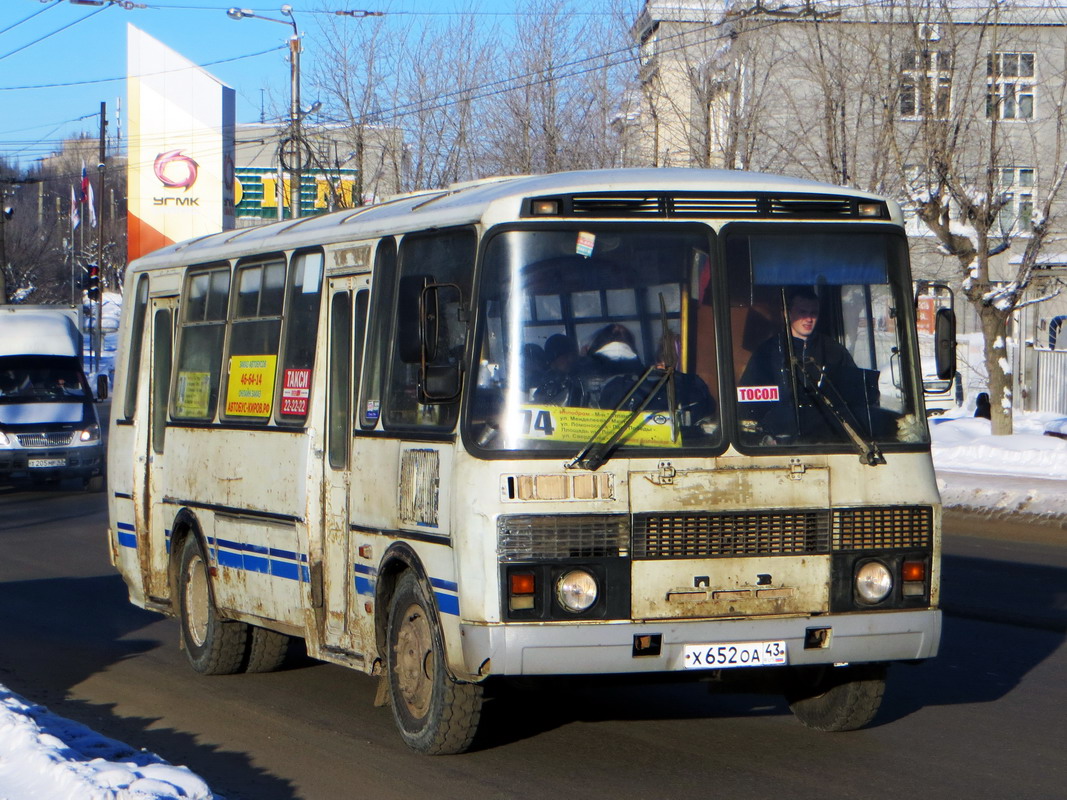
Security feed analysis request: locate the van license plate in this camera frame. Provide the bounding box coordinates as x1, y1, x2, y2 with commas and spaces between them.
28, 458, 66, 468
683, 640, 787, 670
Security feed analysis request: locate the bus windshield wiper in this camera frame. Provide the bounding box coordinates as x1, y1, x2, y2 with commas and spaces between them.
792, 357, 886, 466
564, 365, 673, 471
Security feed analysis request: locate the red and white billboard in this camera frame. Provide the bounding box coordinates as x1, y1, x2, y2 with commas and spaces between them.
127, 24, 235, 261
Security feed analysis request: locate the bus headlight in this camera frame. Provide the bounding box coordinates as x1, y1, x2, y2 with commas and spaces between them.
0, 431, 9, 447
556, 569, 598, 612
855, 561, 893, 604
78, 425, 101, 443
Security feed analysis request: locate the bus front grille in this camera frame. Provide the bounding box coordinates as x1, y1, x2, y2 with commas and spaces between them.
498, 514, 630, 561
633, 506, 934, 559
831, 506, 933, 551
633, 510, 830, 559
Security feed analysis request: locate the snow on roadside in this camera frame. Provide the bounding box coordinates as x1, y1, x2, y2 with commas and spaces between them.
0, 684, 218, 800
930, 411, 1067, 520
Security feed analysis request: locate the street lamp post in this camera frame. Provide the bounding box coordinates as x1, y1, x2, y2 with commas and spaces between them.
227, 5, 306, 219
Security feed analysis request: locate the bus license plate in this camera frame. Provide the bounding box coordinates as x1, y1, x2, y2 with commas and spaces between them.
28, 458, 66, 469
683, 640, 788, 670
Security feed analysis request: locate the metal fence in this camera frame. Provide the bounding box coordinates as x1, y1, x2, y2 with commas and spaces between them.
1034, 347, 1067, 414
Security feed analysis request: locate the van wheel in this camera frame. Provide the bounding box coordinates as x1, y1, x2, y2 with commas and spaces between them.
178, 536, 249, 675
245, 626, 293, 673
386, 571, 482, 754
786, 663, 887, 732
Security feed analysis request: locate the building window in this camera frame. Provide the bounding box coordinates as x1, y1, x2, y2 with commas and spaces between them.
998, 167, 1035, 231
900, 49, 952, 118
639, 23, 660, 67
987, 52, 1035, 120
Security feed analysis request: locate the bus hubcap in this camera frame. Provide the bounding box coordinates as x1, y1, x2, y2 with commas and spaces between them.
395, 603, 433, 718
185, 554, 210, 647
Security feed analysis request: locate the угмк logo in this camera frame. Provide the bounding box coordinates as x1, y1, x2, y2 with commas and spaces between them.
154, 150, 199, 190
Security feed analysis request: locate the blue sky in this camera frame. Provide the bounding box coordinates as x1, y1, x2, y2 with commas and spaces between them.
1, 0, 619, 169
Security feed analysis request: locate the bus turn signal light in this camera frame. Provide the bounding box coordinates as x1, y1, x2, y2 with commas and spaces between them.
902, 561, 925, 582
510, 572, 536, 610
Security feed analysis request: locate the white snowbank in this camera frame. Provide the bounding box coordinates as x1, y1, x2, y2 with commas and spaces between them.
0, 685, 217, 800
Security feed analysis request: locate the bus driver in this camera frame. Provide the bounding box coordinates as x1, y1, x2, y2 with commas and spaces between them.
739, 287, 870, 443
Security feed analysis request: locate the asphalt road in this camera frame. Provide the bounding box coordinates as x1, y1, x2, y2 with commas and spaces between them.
0, 488, 1064, 800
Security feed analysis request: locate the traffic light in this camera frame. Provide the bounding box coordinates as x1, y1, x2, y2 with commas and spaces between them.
86, 264, 100, 301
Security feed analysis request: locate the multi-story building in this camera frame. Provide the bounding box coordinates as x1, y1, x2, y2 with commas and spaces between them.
628, 0, 1067, 412
234, 122, 403, 226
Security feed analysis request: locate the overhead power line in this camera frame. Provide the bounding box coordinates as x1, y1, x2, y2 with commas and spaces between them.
0, 3, 109, 62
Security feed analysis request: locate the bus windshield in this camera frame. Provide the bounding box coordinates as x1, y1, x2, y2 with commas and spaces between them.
726, 228, 928, 452
469, 224, 927, 457
469, 225, 721, 454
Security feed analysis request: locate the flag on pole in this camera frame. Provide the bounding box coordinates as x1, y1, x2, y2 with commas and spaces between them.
70, 185, 80, 230
80, 161, 90, 203
87, 178, 97, 228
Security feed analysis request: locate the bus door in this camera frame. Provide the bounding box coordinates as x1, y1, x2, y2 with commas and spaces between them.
321, 274, 369, 654
134, 297, 176, 601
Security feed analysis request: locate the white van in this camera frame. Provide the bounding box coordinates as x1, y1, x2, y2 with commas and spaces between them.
0, 307, 105, 490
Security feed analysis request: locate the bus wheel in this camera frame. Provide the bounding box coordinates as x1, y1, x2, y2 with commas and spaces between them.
785, 663, 887, 732
245, 626, 293, 674
178, 536, 249, 676
386, 571, 483, 754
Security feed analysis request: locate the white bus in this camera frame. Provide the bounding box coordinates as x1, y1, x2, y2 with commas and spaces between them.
107, 169, 946, 754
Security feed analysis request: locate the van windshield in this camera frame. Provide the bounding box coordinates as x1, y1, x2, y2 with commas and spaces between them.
0, 356, 90, 402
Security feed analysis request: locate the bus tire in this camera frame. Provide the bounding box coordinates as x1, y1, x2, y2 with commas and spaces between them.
245, 626, 292, 674
177, 536, 249, 676
386, 571, 482, 755
785, 663, 887, 732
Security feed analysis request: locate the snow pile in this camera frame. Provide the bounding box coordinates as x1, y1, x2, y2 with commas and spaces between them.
931, 411, 1067, 519
0, 685, 217, 800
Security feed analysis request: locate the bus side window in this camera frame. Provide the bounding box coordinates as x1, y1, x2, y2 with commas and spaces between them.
328, 292, 352, 470
223, 256, 286, 422
384, 229, 475, 431
172, 265, 231, 421
122, 274, 150, 421
276, 250, 324, 425
359, 238, 397, 429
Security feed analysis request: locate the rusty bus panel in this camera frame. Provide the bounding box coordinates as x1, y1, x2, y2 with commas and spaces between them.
632, 555, 830, 619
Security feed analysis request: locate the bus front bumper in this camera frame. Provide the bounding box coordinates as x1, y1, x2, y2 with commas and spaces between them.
460, 608, 941, 677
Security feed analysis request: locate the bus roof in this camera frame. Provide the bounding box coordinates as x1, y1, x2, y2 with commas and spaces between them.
130, 168, 901, 272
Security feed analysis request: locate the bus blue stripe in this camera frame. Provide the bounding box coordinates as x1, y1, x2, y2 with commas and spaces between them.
271, 560, 300, 581
355, 576, 375, 596
430, 577, 458, 593
216, 550, 243, 569
435, 591, 460, 617
117, 530, 137, 549
117, 521, 135, 532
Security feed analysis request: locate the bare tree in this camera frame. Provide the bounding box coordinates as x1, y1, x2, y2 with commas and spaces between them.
633, 0, 1067, 434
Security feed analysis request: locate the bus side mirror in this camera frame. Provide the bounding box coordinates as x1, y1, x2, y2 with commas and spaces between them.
934, 307, 957, 380
419, 282, 464, 404
422, 364, 463, 403
96, 374, 109, 401
397, 275, 435, 364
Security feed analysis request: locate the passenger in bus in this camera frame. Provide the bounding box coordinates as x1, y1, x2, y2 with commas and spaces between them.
533, 334, 584, 406
577, 323, 643, 405
521, 343, 548, 394
600, 332, 715, 425
739, 287, 872, 442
